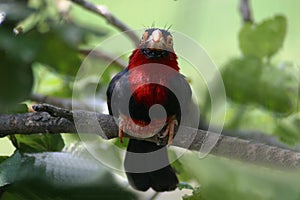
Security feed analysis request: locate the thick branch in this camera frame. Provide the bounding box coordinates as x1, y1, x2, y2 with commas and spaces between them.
70, 0, 139, 45
1, 104, 300, 169
31, 94, 297, 152
239, 0, 253, 23
222, 129, 300, 152
0, 112, 76, 136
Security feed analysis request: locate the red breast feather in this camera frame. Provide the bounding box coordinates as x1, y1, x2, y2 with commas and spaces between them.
128, 49, 179, 109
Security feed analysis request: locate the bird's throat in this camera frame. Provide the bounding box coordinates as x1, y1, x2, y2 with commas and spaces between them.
128, 49, 179, 71
127, 48, 180, 109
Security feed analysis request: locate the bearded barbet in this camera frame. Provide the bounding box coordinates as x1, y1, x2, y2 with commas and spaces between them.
106, 28, 192, 192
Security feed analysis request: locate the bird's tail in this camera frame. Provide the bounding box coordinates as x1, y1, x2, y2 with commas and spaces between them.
124, 139, 178, 192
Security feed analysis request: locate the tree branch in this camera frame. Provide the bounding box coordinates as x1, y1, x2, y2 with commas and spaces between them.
239, 0, 253, 23
1, 104, 300, 169
70, 0, 139, 45
222, 129, 300, 152
30, 93, 93, 111
79, 49, 127, 69
31, 94, 298, 153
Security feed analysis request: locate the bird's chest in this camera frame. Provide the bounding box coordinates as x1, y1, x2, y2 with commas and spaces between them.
128, 69, 173, 108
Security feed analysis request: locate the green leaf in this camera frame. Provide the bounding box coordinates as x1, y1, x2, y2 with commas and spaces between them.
0, 22, 35, 111
222, 57, 298, 114
239, 15, 287, 59
222, 57, 263, 104
258, 62, 298, 114
178, 182, 195, 190
0, 1, 108, 111
0, 151, 136, 199
0, 1, 35, 29
34, 22, 106, 77
182, 187, 202, 200
112, 137, 129, 149
0, 52, 34, 112
0, 157, 9, 165
34, 31, 81, 76
274, 114, 300, 145
1, 104, 29, 114
169, 150, 194, 182
13, 134, 65, 153
0, 151, 22, 187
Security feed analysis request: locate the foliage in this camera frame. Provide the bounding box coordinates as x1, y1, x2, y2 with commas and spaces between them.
184, 12, 300, 200
222, 57, 298, 114
179, 153, 300, 200
239, 15, 287, 59
182, 187, 201, 200
213, 14, 300, 145
221, 15, 298, 114
0, 0, 300, 200
0, 0, 106, 112
11, 134, 65, 153
0, 150, 136, 200
0, 1, 133, 199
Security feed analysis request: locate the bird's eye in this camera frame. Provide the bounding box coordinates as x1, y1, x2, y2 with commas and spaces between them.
167, 35, 173, 46
141, 32, 148, 42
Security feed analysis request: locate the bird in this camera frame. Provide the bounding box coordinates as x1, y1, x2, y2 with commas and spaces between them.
106, 28, 192, 192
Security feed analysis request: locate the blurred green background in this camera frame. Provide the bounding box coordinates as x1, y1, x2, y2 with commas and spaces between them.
1, 0, 300, 199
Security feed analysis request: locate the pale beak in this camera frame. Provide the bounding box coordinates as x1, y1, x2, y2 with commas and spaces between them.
152, 29, 162, 43
146, 29, 164, 49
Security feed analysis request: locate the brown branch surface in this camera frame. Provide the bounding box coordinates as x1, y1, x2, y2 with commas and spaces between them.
70, 0, 139, 45
1, 104, 300, 170
239, 0, 253, 23
31, 94, 298, 152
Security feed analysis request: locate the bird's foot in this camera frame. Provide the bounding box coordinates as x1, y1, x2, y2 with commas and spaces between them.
118, 127, 124, 143
159, 116, 178, 145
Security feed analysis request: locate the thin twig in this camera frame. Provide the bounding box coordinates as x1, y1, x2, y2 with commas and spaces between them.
1, 104, 300, 170
70, 0, 139, 45
148, 192, 160, 200
30, 93, 94, 111
239, 0, 253, 23
79, 49, 127, 69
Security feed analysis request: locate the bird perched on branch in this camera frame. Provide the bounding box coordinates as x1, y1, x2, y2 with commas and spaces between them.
106, 28, 192, 192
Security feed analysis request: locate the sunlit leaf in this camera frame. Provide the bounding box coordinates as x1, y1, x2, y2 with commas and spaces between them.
239, 15, 287, 58
178, 182, 195, 190
0, 151, 136, 199
169, 151, 194, 182
0, 151, 21, 187
222, 57, 298, 114
182, 187, 202, 200
12, 134, 65, 153
274, 114, 300, 145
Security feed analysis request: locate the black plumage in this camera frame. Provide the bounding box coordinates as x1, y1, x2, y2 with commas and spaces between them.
106, 28, 192, 192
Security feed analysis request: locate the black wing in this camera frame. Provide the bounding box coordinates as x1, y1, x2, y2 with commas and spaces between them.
169, 73, 192, 109
106, 68, 130, 116
167, 73, 193, 124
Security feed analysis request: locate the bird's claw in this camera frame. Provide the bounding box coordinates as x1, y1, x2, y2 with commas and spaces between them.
118, 126, 124, 143
159, 116, 178, 146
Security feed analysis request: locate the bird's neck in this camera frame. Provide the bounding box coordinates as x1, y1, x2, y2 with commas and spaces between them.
127, 49, 179, 71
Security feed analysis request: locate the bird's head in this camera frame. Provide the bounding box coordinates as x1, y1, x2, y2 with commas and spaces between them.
128, 28, 178, 71
138, 28, 174, 59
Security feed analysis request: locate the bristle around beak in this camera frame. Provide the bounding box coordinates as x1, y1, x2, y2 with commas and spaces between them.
138, 28, 174, 58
